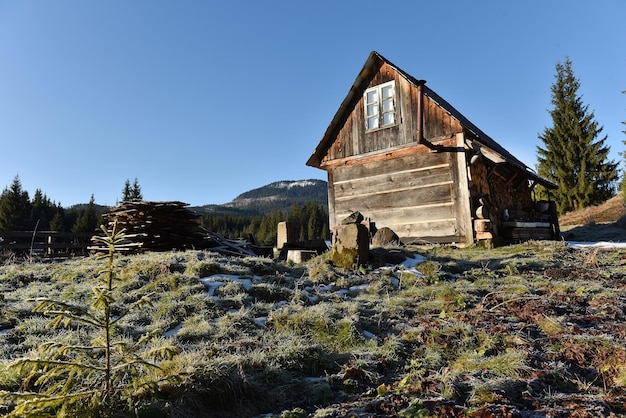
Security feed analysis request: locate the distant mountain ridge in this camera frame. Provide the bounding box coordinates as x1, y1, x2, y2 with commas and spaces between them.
195, 179, 328, 216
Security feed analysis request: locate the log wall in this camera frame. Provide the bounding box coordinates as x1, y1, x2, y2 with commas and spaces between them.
327, 140, 470, 243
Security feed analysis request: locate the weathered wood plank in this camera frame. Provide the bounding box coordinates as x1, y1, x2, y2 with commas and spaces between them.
335, 202, 455, 226
387, 219, 457, 238
333, 183, 453, 212
332, 150, 451, 183
333, 165, 452, 198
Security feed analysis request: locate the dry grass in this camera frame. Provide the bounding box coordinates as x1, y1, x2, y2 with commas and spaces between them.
559, 193, 626, 226
559, 193, 626, 242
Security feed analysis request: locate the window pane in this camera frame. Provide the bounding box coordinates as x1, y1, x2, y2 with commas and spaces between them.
367, 104, 378, 116
367, 117, 378, 129
383, 112, 395, 125
382, 99, 394, 112
382, 85, 394, 99
366, 90, 378, 104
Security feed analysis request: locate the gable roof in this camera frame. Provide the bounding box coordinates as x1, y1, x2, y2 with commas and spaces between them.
306, 51, 556, 189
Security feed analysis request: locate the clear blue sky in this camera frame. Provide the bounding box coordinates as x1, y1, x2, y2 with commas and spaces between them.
1, 1, 624, 207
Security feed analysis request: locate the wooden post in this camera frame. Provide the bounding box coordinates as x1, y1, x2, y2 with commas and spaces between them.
47, 234, 55, 256
454, 132, 475, 246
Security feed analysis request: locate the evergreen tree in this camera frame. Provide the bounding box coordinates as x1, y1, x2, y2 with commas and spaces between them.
122, 178, 143, 202
30, 189, 49, 230
72, 195, 98, 233
537, 58, 618, 214
5, 223, 177, 416
122, 179, 132, 202
201, 203, 328, 245
131, 177, 143, 200
49, 208, 65, 232
0, 175, 32, 231
620, 90, 626, 201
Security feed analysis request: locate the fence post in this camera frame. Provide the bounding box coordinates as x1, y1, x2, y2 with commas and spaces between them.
47, 234, 54, 256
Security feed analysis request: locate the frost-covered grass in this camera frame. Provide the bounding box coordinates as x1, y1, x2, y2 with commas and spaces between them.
0, 241, 625, 416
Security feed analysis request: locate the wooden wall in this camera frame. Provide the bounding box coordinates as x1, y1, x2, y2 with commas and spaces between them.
327, 139, 471, 244
321, 63, 463, 164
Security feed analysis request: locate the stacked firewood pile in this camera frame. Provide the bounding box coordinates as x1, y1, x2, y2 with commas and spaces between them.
92, 201, 268, 257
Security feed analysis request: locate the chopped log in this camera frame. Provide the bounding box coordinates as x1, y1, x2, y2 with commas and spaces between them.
90, 200, 268, 257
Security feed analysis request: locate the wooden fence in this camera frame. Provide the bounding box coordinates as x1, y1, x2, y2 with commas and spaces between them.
0, 231, 94, 256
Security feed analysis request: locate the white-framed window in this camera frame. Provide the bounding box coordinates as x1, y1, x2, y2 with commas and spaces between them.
364, 80, 396, 131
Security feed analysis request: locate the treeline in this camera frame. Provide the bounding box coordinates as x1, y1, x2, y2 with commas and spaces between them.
202, 202, 329, 246
1, 175, 329, 246
0, 176, 100, 233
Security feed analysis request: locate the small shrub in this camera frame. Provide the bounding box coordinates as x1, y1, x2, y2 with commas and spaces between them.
0, 223, 179, 417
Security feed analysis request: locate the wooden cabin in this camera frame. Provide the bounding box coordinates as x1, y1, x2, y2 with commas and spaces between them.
306, 51, 559, 245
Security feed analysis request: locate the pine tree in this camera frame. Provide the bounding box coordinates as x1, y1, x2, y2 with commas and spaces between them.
537, 58, 618, 214
122, 179, 132, 202
0, 175, 32, 231
122, 178, 143, 202
72, 195, 98, 233
3, 223, 178, 416
620, 90, 626, 201
30, 189, 49, 230
131, 177, 143, 200
49, 209, 65, 232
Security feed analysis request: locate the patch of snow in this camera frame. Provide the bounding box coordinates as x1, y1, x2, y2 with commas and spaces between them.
303, 289, 319, 304
254, 317, 267, 327
275, 300, 289, 308
271, 180, 319, 189
349, 284, 369, 294
567, 241, 626, 249
164, 323, 183, 338
305, 284, 334, 294
401, 254, 427, 268
202, 281, 224, 299
362, 330, 376, 340
0, 328, 12, 335
199, 274, 253, 291
400, 267, 425, 278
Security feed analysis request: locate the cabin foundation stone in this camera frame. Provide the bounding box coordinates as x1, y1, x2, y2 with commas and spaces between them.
332, 223, 369, 267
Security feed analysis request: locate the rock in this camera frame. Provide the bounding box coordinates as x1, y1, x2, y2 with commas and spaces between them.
341, 211, 364, 225
332, 223, 369, 267
371, 227, 400, 247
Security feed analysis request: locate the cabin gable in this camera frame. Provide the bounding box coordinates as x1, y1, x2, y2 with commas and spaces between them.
321, 62, 463, 165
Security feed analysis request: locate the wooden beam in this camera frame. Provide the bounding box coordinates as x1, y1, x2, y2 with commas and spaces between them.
453, 132, 474, 246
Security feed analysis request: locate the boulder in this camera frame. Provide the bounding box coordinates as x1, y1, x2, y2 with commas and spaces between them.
332, 223, 369, 267
371, 227, 400, 247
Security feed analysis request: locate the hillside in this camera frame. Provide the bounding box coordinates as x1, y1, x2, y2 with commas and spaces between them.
194, 179, 328, 216
559, 193, 626, 242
